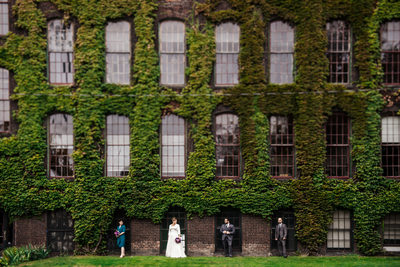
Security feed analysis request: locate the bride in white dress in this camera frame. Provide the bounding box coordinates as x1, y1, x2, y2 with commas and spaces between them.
165, 217, 186, 258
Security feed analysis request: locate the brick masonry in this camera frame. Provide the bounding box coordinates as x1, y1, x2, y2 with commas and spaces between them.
130, 219, 160, 255
14, 214, 46, 247
186, 216, 215, 256
241, 214, 270, 256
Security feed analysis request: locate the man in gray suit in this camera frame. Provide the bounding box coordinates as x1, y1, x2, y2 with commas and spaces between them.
275, 217, 287, 258
220, 218, 235, 257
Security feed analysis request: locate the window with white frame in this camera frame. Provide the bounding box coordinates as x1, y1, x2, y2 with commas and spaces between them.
106, 115, 130, 177
215, 23, 240, 86
269, 21, 294, 84
106, 21, 131, 85
381, 116, 400, 177
48, 20, 74, 85
161, 114, 185, 178
327, 210, 352, 249
0, 68, 9, 132
381, 21, 400, 85
0, 0, 8, 35
159, 21, 185, 86
48, 114, 74, 178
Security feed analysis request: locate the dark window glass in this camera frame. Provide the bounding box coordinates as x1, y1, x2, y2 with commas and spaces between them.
160, 207, 186, 254
215, 210, 241, 252
270, 116, 294, 178
326, 112, 350, 178
215, 114, 240, 178
381, 22, 400, 84
327, 21, 351, 84
47, 210, 74, 253
48, 114, 74, 178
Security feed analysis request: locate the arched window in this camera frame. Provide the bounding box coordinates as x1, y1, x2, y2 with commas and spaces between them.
381, 21, 400, 84
159, 21, 185, 86
269, 21, 294, 84
48, 114, 74, 178
327, 210, 352, 250
215, 23, 240, 86
326, 112, 350, 178
270, 116, 294, 178
0, 68, 9, 132
106, 21, 131, 85
381, 116, 400, 177
215, 113, 240, 178
106, 115, 130, 177
326, 21, 351, 83
161, 114, 185, 178
0, 0, 8, 35
48, 20, 74, 85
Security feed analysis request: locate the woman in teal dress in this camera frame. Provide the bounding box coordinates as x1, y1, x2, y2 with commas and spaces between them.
117, 220, 126, 258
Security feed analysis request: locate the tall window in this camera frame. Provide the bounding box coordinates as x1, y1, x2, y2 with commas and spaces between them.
0, 68, 9, 132
159, 21, 185, 86
327, 210, 352, 250
161, 114, 185, 178
326, 112, 350, 178
383, 213, 400, 248
215, 113, 240, 178
48, 114, 74, 178
106, 21, 131, 85
0, 0, 8, 35
106, 115, 130, 177
215, 23, 240, 86
326, 21, 351, 83
381, 22, 400, 85
381, 116, 400, 177
47, 210, 74, 253
48, 20, 74, 85
269, 21, 294, 84
270, 116, 294, 178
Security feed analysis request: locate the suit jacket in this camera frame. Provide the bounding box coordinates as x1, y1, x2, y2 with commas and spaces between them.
275, 223, 287, 240
220, 223, 235, 241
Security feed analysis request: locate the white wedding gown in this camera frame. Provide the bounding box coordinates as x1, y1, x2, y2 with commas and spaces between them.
165, 223, 186, 258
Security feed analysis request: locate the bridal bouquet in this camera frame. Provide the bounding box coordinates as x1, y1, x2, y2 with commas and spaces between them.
175, 237, 181, 244
114, 231, 120, 237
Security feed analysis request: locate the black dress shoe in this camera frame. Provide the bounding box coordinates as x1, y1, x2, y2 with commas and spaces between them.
229, 255, 233, 257
284, 255, 288, 258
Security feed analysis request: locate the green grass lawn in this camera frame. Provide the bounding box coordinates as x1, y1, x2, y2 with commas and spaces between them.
17, 255, 400, 267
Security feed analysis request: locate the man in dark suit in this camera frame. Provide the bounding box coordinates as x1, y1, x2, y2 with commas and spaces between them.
275, 217, 287, 258
220, 218, 235, 257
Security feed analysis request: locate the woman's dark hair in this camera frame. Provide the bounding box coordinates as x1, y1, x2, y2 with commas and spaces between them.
119, 219, 124, 223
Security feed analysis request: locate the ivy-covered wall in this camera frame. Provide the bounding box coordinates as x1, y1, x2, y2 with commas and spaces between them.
0, 0, 400, 255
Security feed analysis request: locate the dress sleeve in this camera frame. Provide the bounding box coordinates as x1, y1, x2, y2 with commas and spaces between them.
177, 224, 181, 235
122, 225, 126, 233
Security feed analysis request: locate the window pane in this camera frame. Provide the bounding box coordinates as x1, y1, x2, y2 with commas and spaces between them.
161, 114, 185, 177
270, 116, 294, 177
270, 53, 294, 84
106, 53, 130, 84
106, 21, 130, 53
160, 54, 185, 85
48, 20, 73, 52
381, 23, 400, 84
0, 2, 8, 35
381, 117, 400, 177
326, 113, 350, 177
159, 21, 185, 86
327, 21, 350, 84
215, 23, 240, 86
49, 52, 74, 84
384, 213, 400, 246
0, 68, 9, 132
327, 210, 351, 249
49, 114, 74, 178
215, 114, 240, 178
106, 115, 130, 177
270, 21, 294, 53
